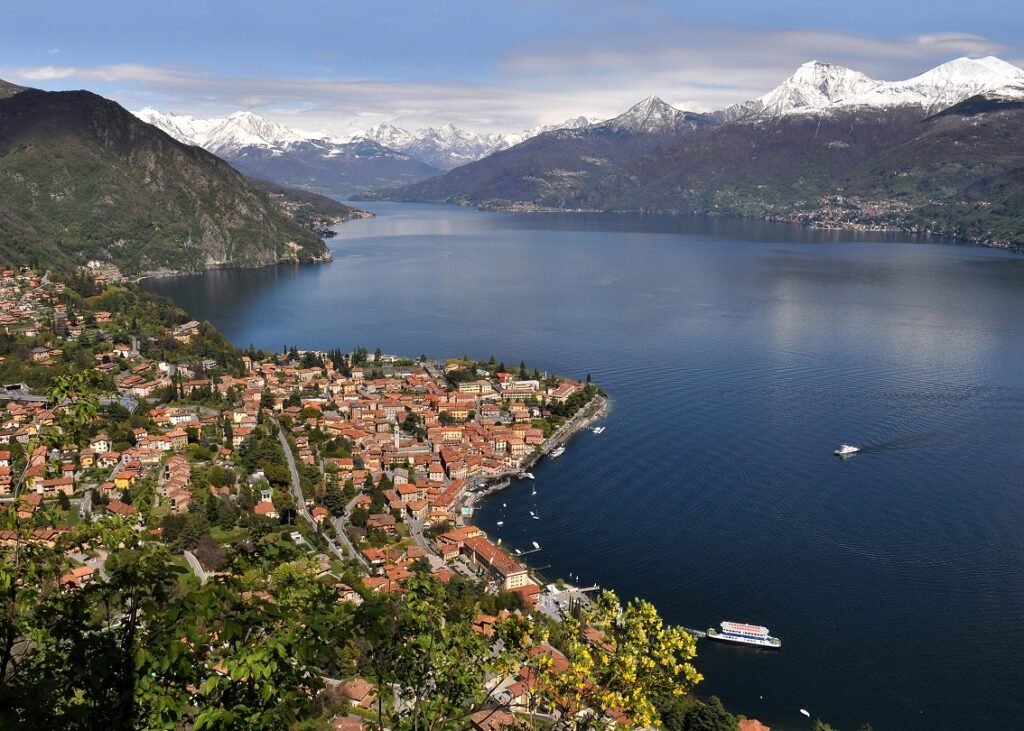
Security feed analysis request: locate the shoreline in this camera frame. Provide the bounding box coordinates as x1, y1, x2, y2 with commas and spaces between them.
135, 209, 373, 281
458, 393, 608, 587
365, 198, 1022, 254
463, 393, 608, 505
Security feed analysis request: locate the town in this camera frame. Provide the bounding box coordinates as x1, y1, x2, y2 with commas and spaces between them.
0, 265, 764, 731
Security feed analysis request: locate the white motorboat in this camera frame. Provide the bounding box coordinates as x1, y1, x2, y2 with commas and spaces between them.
834, 444, 860, 457
550, 446, 566, 458
592, 426, 605, 434
523, 472, 535, 480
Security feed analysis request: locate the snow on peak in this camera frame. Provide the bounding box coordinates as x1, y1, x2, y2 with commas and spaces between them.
202, 111, 306, 153
602, 96, 704, 135
132, 108, 307, 154
720, 55, 1024, 121
849, 55, 1024, 110
355, 117, 597, 170
722, 61, 880, 120
358, 122, 417, 150
134, 108, 214, 146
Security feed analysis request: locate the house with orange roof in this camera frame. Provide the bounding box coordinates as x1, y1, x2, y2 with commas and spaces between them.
254, 500, 278, 519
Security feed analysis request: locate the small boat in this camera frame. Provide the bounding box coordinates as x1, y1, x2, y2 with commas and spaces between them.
523, 472, 535, 480
532, 514, 540, 520
706, 621, 781, 649
592, 426, 605, 434
800, 709, 811, 718
502, 502, 507, 508
834, 444, 860, 457
531, 488, 537, 496
550, 446, 566, 459
496, 521, 504, 526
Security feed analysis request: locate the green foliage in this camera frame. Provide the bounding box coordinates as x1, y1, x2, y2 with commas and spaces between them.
162, 513, 210, 553
535, 589, 702, 729
0, 88, 332, 273
656, 695, 737, 731
354, 574, 530, 731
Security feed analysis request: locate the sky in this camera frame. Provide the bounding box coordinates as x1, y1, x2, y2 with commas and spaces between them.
3, 0, 1023, 136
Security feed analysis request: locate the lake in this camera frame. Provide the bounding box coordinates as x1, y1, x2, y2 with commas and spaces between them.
145, 202, 1024, 731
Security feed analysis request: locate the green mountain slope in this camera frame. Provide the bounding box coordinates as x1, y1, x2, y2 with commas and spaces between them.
0, 84, 339, 273
583, 99, 1024, 246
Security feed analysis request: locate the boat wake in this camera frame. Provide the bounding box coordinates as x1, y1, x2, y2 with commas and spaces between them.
844, 429, 1024, 456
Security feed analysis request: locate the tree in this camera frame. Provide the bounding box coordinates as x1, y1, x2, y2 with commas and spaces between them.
349, 507, 370, 529
192, 534, 227, 572
534, 590, 701, 729
354, 574, 530, 731
262, 463, 291, 488
681, 696, 736, 731
324, 483, 346, 516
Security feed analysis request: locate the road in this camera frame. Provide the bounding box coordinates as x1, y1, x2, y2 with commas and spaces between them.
183, 550, 208, 585
331, 493, 369, 567
270, 416, 349, 564
408, 517, 429, 550
271, 416, 315, 529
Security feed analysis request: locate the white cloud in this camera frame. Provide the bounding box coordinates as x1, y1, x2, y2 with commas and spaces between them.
2, 25, 1019, 136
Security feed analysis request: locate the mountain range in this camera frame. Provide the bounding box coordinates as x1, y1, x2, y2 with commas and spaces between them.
363, 56, 1024, 248
134, 108, 599, 193
0, 85, 362, 274
357, 116, 596, 170
714, 55, 1024, 121
3, 55, 1022, 277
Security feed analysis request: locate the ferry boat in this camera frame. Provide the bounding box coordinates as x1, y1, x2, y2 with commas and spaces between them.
550, 446, 566, 459
706, 621, 781, 649
834, 444, 860, 457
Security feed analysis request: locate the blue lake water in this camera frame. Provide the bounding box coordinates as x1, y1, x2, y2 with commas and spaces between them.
145, 202, 1024, 731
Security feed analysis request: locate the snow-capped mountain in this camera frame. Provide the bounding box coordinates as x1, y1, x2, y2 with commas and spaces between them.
717, 56, 1024, 121
508, 115, 596, 144
137, 107, 597, 181
134, 108, 443, 194
715, 61, 881, 121
398, 123, 510, 170
359, 122, 417, 152
135, 108, 310, 156
846, 56, 1024, 111
597, 96, 708, 135
356, 116, 597, 170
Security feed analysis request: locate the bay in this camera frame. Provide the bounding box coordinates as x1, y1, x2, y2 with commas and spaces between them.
145, 202, 1024, 731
